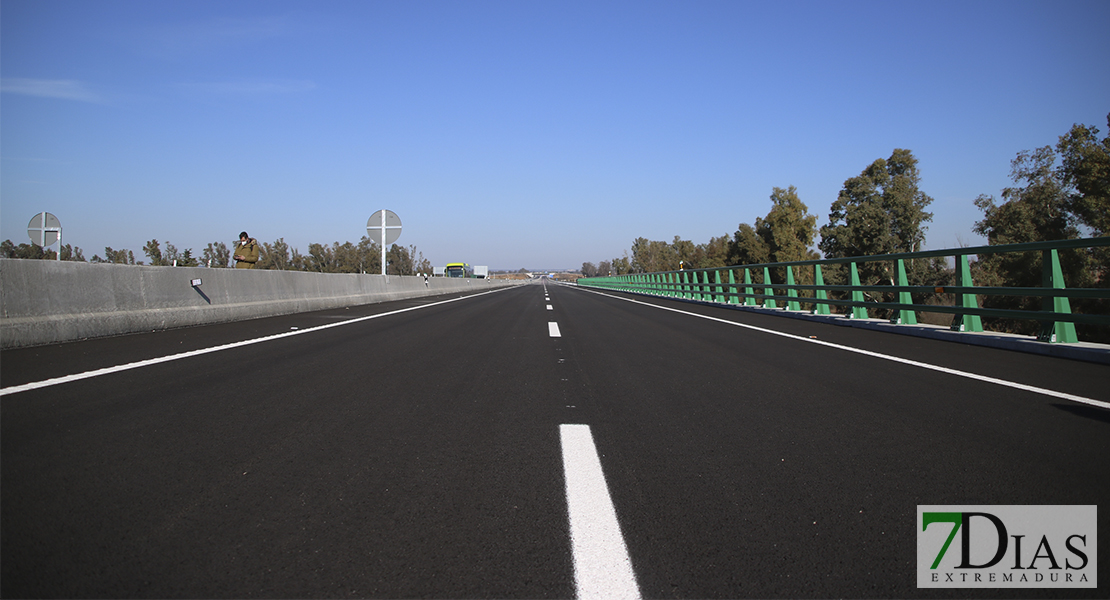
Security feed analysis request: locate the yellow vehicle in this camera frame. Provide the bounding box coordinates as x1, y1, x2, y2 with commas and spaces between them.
444, 263, 473, 278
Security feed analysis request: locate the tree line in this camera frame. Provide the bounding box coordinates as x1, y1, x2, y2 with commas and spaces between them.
582, 114, 1108, 340
1, 236, 433, 276
581, 146, 941, 280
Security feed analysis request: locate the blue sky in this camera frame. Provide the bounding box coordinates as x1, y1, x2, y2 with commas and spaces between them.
3, 0, 1108, 270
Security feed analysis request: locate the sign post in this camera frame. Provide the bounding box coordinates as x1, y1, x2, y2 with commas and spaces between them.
366, 210, 402, 276
27, 212, 63, 261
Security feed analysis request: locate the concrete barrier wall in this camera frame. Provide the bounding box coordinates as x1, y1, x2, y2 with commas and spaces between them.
0, 259, 518, 349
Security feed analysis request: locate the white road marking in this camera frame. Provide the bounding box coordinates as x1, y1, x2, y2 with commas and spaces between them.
549, 322, 562, 337
560, 424, 641, 600
1, 287, 517, 397
572, 286, 1110, 411
547, 305, 553, 310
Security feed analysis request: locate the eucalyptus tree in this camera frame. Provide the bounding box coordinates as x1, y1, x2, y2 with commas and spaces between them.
819, 149, 937, 288
820, 149, 934, 260
728, 223, 769, 267
96, 247, 135, 264
630, 237, 677, 273
142, 240, 166, 266
973, 117, 1108, 337
256, 239, 290, 270
757, 186, 817, 264
203, 241, 231, 268
1056, 114, 1109, 236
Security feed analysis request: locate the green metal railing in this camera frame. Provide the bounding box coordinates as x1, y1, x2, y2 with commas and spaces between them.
577, 237, 1110, 344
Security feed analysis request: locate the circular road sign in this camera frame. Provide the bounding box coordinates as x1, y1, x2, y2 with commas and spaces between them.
28, 212, 62, 247
367, 210, 402, 245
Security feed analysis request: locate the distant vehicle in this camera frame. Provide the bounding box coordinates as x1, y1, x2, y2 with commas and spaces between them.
472, 266, 488, 279
444, 263, 473, 278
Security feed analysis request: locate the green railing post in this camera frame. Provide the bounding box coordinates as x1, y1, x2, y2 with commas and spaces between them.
576, 237, 1108, 344
743, 268, 756, 305
813, 264, 830, 315
893, 259, 917, 325
1037, 249, 1078, 343
786, 266, 800, 311
849, 262, 867, 319
951, 254, 983, 332
762, 266, 776, 308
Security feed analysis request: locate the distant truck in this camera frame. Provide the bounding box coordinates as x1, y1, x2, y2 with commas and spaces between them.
473, 266, 488, 279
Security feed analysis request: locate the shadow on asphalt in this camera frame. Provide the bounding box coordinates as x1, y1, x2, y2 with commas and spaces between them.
1051, 402, 1110, 424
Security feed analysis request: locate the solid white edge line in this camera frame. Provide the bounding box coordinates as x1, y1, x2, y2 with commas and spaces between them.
570, 285, 1110, 411
560, 424, 641, 600
549, 322, 562, 337
1, 286, 518, 397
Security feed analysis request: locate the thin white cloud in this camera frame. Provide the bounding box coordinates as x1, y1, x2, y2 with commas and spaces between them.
175, 79, 317, 95
0, 78, 103, 103
152, 15, 295, 56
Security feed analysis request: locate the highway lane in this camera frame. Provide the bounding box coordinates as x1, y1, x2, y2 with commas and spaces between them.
550, 283, 1109, 598
3, 283, 578, 598
2, 280, 1108, 598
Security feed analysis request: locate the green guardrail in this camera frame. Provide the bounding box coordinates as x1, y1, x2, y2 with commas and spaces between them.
577, 237, 1110, 344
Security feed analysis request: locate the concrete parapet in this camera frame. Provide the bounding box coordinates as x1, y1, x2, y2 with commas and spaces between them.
0, 259, 515, 348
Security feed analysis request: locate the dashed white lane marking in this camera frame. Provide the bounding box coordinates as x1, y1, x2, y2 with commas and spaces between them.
560, 424, 641, 600
547, 305, 554, 310
1, 287, 517, 397
572, 286, 1110, 411
549, 322, 562, 337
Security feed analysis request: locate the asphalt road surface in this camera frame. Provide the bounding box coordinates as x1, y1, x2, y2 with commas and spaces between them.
3, 281, 1108, 598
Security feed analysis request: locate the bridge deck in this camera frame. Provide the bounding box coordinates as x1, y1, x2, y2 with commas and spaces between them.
2, 281, 1107, 597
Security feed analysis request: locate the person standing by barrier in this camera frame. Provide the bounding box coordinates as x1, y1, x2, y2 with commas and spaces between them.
233, 231, 259, 269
